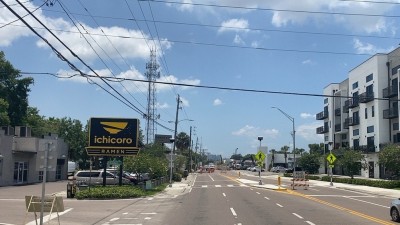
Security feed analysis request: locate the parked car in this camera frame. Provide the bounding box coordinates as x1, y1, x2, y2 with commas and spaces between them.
390, 198, 400, 222
74, 170, 130, 186
251, 166, 265, 172
285, 167, 303, 173
271, 166, 286, 173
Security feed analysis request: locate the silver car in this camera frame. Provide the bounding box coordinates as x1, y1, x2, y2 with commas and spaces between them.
390, 198, 400, 222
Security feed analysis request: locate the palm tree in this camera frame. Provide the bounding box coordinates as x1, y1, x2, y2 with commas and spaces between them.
280, 146, 290, 168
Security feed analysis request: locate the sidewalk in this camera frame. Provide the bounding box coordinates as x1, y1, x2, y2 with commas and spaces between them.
238, 173, 400, 198
162, 173, 196, 196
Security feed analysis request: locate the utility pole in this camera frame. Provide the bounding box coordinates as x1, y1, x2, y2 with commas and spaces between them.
145, 49, 160, 144
195, 137, 199, 169
189, 126, 192, 173
172, 95, 181, 154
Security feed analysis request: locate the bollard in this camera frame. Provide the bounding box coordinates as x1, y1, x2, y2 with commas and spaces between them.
278, 176, 281, 188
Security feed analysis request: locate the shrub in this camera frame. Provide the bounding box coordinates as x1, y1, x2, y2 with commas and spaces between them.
321, 176, 400, 189
173, 172, 182, 182
75, 184, 167, 200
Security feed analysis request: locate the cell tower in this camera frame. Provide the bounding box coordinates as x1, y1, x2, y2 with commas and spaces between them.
145, 49, 160, 144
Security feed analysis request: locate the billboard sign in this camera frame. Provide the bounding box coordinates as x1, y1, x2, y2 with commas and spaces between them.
86, 117, 139, 156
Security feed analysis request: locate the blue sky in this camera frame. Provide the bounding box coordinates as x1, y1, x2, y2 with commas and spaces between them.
1, 0, 399, 157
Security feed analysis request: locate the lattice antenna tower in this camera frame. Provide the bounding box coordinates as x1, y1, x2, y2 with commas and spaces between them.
145, 48, 160, 144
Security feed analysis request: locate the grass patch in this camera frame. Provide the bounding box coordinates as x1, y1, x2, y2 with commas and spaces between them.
75, 184, 168, 200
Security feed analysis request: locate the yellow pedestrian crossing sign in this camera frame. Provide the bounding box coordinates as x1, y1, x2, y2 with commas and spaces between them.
326, 153, 337, 164
255, 151, 266, 162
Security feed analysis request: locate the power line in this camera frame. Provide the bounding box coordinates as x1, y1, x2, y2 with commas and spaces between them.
23, 71, 397, 102
139, 0, 400, 18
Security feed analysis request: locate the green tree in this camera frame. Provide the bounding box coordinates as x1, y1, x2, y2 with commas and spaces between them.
23, 107, 45, 136
175, 132, 190, 154
58, 118, 87, 162
338, 148, 367, 179
0, 98, 10, 125
309, 143, 325, 155
379, 144, 400, 177
0, 51, 34, 126
279, 146, 290, 167
297, 152, 321, 174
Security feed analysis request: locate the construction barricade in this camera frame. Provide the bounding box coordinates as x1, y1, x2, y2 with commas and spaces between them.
290, 171, 309, 190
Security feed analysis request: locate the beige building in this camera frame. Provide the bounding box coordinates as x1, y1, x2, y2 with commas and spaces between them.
0, 126, 69, 186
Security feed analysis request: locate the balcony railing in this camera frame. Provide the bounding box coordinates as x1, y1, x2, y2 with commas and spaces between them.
345, 98, 359, 109
359, 92, 374, 103
383, 108, 399, 119
343, 102, 349, 113
335, 108, 341, 116
335, 123, 341, 132
383, 86, 398, 98
359, 145, 376, 153
316, 111, 329, 120
345, 116, 360, 126
316, 126, 329, 134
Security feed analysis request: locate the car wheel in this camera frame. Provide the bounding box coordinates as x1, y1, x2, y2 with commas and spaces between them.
391, 207, 400, 222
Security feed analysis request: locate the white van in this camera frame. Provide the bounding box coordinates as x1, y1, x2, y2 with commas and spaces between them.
68, 161, 77, 176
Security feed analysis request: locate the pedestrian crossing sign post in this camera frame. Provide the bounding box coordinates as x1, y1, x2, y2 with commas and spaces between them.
255, 151, 266, 162
326, 153, 337, 164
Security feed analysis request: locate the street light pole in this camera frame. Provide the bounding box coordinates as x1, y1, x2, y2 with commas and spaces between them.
272, 107, 296, 172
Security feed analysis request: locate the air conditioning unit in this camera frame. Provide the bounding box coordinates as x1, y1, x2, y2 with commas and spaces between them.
1, 126, 15, 136
14, 126, 31, 137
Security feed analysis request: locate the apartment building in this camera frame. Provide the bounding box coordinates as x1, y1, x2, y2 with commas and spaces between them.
0, 126, 69, 186
316, 47, 400, 179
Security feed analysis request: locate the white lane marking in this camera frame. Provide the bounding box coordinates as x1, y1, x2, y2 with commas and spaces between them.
344, 196, 390, 208
292, 213, 303, 219
140, 213, 157, 215
26, 208, 73, 225
227, 184, 234, 187
306, 221, 316, 225
276, 203, 283, 208
123, 212, 129, 215
144, 217, 151, 220
264, 197, 270, 200
240, 184, 247, 187
308, 188, 319, 191
223, 193, 226, 197
256, 192, 260, 195
147, 197, 154, 200
0, 223, 15, 225
215, 185, 222, 187
110, 218, 119, 222
202, 185, 208, 188
209, 175, 215, 181
230, 208, 237, 217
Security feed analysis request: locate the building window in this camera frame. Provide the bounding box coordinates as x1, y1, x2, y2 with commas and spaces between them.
39, 171, 44, 181
324, 98, 328, 104
352, 82, 358, 90
353, 129, 359, 136
365, 107, 368, 119
392, 64, 400, 75
341, 134, 347, 140
367, 126, 374, 133
366, 74, 373, 82
56, 165, 62, 180
353, 139, 360, 150
394, 123, 399, 131
325, 136, 329, 141
372, 106, 375, 117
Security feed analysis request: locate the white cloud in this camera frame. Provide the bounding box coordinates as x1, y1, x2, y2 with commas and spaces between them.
296, 122, 324, 142
156, 102, 169, 109
218, 18, 249, 33
300, 113, 314, 119
0, 0, 171, 62
302, 59, 315, 65
232, 125, 279, 139
353, 39, 395, 55
180, 96, 190, 107
213, 98, 222, 106
233, 34, 245, 45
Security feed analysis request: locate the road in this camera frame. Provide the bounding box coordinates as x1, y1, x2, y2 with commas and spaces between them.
0, 170, 396, 225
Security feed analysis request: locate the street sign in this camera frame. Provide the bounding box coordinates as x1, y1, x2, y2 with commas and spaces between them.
326, 153, 337, 164
155, 134, 172, 144
255, 151, 266, 162
328, 164, 335, 168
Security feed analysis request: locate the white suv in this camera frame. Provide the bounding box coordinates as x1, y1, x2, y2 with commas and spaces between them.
74, 170, 130, 185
